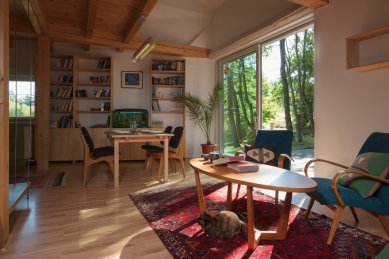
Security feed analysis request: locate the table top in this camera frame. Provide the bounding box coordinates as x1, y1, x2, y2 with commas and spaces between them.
106, 131, 173, 139
190, 158, 317, 193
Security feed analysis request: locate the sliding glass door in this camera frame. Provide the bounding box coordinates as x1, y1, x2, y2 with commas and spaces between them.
221, 51, 258, 155
220, 26, 315, 155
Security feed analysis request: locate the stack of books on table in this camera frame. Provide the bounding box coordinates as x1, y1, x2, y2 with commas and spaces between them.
212, 155, 244, 165
227, 161, 259, 172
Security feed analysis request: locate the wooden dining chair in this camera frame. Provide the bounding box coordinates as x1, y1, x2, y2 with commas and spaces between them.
141, 126, 173, 169
147, 126, 185, 180
80, 127, 114, 187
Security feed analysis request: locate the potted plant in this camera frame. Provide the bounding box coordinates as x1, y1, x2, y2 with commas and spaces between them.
173, 84, 221, 154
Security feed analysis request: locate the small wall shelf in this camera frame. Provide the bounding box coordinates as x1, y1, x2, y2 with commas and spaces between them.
347, 24, 389, 72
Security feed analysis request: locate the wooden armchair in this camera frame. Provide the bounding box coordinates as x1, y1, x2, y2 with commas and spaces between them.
304, 132, 389, 245
80, 127, 114, 187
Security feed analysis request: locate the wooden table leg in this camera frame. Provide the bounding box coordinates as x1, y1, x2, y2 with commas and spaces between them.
163, 136, 169, 182
226, 182, 232, 210
194, 170, 206, 213
246, 186, 260, 249
260, 192, 293, 240
114, 140, 119, 189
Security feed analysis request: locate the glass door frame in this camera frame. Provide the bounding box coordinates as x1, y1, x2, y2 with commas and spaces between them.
217, 45, 262, 155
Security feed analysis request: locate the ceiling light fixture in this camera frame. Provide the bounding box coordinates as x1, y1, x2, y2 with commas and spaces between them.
132, 37, 156, 62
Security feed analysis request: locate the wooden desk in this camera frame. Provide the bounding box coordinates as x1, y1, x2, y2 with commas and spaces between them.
189, 158, 317, 250
108, 133, 173, 188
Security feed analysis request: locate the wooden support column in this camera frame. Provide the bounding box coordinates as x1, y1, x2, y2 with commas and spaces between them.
35, 36, 50, 171
0, 0, 9, 247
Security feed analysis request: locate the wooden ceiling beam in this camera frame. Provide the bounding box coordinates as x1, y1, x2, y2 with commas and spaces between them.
123, 0, 158, 44
20, 0, 47, 35
48, 31, 209, 58
288, 0, 328, 9
86, 0, 98, 38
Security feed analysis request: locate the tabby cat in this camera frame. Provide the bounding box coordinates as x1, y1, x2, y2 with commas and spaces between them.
198, 210, 242, 239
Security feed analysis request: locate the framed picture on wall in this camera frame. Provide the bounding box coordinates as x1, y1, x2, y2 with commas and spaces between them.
121, 71, 143, 89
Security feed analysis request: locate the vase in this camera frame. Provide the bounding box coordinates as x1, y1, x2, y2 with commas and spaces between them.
201, 144, 216, 154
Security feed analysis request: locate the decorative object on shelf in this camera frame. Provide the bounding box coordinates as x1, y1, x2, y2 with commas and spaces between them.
121, 71, 143, 89
132, 37, 156, 62
173, 84, 221, 154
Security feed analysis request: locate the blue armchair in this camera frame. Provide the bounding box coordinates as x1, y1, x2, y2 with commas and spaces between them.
236, 130, 293, 204
304, 132, 389, 245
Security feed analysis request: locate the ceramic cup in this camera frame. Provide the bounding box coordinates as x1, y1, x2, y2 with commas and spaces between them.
209, 152, 220, 163
201, 154, 210, 161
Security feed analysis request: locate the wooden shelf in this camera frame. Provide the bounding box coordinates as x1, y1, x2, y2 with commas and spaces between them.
78, 68, 111, 72
151, 70, 185, 74
51, 110, 72, 113
51, 67, 73, 71
75, 97, 110, 100
153, 85, 184, 88
347, 24, 389, 71
77, 110, 110, 114
77, 83, 111, 87
51, 83, 73, 86
51, 97, 72, 100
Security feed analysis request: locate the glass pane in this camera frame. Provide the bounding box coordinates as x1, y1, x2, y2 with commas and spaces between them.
261, 27, 314, 149
9, 81, 35, 118
222, 52, 257, 155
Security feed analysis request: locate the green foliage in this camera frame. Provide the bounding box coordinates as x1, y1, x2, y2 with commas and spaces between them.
173, 84, 221, 144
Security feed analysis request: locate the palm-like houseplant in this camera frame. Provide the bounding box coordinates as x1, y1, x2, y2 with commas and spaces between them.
173, 85, 221, 154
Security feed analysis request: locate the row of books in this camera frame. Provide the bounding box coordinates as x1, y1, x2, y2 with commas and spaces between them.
152, 87, 183, 98
58, 75, 73, 84
213, 155, 259, 172
89, 76, 111, 85
51, 99, 72, 112
152, 61, 184, 72
91, 101, 110, 111
75, 89, 110, 98
97, 58, 111, 69
152, 76, 184, 85
56, 115, 73, 128
53, 87, 73, 98
55, 58, 73, 69
151, 99, 161, 111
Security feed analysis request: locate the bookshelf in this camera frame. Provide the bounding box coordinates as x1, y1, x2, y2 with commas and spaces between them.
150, 59, 185, 127
50, 55, 74, 128
49, 55, 113, 162
73, 56, 112, 128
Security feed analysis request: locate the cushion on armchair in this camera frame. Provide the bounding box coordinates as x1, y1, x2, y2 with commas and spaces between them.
244, 145, 276, 166
338, 152, 389, 198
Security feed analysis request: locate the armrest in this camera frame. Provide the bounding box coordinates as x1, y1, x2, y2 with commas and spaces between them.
277, 154, 294, 168
304, 158, 348, 177
331, 168, 389, 206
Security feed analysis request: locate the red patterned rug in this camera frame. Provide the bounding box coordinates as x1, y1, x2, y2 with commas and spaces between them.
129, 182, 388, 258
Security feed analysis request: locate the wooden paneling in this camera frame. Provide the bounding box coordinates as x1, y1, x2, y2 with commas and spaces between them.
20, 0, 47, 34
51, 128, 72, 161
86, 0, 98, 38
288, 0, 328, 9
35, 36, 50, 170
73, 128, 84, 161
0, 0, 9, 248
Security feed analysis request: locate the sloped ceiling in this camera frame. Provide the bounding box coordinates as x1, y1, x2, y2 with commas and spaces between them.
9, 0, 326, 57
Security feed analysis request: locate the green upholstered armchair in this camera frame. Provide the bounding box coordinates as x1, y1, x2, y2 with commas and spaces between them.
304, 132, 389, 245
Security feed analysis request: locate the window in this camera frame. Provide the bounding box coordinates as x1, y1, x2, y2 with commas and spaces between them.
220, 25, 315, 154
9, 79, 35, 118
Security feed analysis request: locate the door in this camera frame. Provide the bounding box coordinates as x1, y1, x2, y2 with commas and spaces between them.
221, 51, 258, 155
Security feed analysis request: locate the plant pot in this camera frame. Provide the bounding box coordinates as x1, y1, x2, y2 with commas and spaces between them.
201, 144, 216, 154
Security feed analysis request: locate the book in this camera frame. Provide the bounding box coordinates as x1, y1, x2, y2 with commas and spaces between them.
227, 161, 259, 172
212, 155, 244, 165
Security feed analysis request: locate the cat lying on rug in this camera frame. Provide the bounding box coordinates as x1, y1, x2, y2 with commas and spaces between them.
198, 210, 242, 239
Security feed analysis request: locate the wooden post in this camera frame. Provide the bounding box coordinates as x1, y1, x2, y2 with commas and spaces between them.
0, 0, 9, 247
35, 36, 50, 171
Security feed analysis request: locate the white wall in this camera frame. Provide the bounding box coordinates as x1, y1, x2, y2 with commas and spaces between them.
53, 43, 215, 157
314, 0, 389, 178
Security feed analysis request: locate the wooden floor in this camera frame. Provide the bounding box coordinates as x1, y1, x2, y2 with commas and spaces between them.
0, 160, 387, 258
